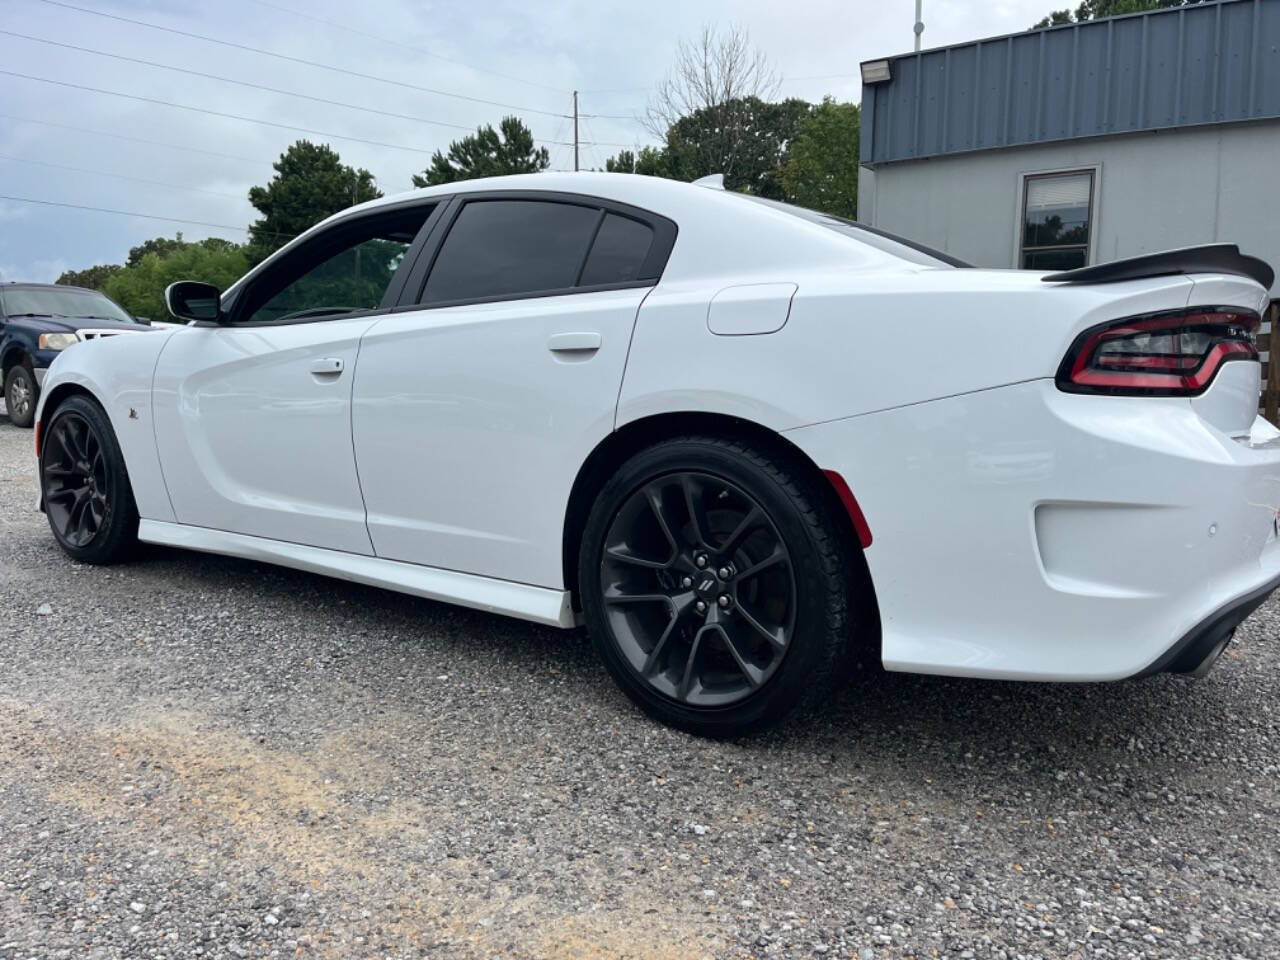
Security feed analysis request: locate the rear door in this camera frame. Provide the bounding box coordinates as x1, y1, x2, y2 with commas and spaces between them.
152, 202, 439, 555
352, 192, 675, 588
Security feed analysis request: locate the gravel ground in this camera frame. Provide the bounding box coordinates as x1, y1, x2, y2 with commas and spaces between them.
1, 408, 1279, 960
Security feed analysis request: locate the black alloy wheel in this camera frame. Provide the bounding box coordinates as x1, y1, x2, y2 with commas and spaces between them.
599, 471, 795, 707
580, 435, 856, 738
4, 364, 37, 428
40, 395, 138, 564
43, 409, 110, 548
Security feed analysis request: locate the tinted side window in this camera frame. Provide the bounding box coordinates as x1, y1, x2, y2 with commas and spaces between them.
250, 237, 414, 324
423, 200, 600, 303
579, 214, 654, 286
240, 205, 432, 325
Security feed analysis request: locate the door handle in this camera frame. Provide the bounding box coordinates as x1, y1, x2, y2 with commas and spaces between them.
310, 357, 344, 377
547, 332, 601, 354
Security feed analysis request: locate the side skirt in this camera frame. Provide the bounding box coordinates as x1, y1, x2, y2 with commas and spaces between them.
137, 520, 577, 628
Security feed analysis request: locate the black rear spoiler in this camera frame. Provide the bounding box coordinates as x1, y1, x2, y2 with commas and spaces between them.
1042, 244, 1274, 291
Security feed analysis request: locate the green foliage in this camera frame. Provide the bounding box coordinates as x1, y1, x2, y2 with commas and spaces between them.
664, 97, 811, 199
56, 263, 122, 290
1033, 0, 1203, 28
101, 238, 249, 321
605, 147, 672, 178
781, 98, 860, 219
605, 97, 816, 200
247, 140, 380, 266
413, 116, 550, 188
604, 96, 862, 218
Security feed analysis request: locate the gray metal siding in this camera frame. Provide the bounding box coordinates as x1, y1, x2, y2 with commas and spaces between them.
861, 0, 1280, 166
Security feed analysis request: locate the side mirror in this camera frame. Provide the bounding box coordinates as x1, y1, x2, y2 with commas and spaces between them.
165, 281, 222, 322
133, 316, 150, 325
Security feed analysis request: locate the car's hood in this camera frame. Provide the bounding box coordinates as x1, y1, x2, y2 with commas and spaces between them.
9, 315, 147, 334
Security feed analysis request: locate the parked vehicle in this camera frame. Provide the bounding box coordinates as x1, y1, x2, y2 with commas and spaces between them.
31, 173, 1280, 736
1, 283, 151, 427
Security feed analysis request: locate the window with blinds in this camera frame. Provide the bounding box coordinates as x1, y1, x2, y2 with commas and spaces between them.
1020, 171, 1094, 271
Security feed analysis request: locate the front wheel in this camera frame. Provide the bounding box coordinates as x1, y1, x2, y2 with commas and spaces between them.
4, 362, 38, 428
40, 395, 139, 564
579, 436, 855, 738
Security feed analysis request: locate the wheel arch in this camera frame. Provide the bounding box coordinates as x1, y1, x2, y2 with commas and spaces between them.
1, 342, 31, 378
561, 410, 880, 651
37, 381, 103, 434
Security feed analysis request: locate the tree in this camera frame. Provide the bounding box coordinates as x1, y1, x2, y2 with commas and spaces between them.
1033, 0, 1204, 28
57, 263, 122, 290
643, 25, 780, 186
605, 146, 672, 178
781, 98, 861, 219
413, 116, 549, 188
103, 240, 248, 322
665, 96, 811, 198
125, 235, 189, 267
247, 140, 380, 265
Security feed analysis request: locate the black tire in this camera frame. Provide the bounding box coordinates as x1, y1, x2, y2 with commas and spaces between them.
4, 362, 38, 428
579, 435, 854, 738
40, 395, 139, 564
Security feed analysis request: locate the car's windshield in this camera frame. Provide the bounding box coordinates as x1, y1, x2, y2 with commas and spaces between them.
0, 286, 137, 323
744, 196, 970, 269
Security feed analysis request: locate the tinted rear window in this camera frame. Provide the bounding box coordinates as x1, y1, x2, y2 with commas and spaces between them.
579, 214, 654, 286
423, 200, 600, 303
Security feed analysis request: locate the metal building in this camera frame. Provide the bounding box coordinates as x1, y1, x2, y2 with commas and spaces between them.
857, 0, 1280, 305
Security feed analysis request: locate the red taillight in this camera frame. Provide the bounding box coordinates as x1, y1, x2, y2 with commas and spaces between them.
1057, 307, 1260, 396
34, 418, 43, 459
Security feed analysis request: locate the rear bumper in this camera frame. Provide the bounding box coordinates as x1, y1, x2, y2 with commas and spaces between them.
785, 369, 1280, 681
1137, 570, 1280, 677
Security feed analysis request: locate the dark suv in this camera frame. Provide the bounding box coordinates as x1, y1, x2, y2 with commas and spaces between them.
1, 283, 151, 427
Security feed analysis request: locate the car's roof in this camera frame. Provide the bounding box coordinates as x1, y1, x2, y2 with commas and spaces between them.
367, 171, 714, 211
235, 171, 948, 296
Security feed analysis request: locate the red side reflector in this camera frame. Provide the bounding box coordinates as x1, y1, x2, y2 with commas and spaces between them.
822, 469, 872, 549
33, 419, 43, 459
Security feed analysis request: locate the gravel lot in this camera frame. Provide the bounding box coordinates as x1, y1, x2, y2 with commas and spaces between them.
2, 407, 1279, 960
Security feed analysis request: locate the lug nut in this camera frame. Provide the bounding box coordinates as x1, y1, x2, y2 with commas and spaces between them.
717, 566, 731, 579
681, 576, 693, 588
695, 554, 708, 569
717, 594, 731, 609
694, 600, 707, 614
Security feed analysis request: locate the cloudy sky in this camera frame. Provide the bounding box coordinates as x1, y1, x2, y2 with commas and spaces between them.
0, 0, 1053, 282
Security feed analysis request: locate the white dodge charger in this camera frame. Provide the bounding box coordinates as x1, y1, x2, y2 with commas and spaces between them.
32, 172, 1279, 736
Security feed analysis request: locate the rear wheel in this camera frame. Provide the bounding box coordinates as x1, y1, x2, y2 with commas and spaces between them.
40, 395, 138, 564
580, 435, 854, 737
4, 362, 37, 428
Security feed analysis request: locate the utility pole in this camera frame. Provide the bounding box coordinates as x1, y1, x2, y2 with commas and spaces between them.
572, 90, 580, 172
914, 0, 924, 51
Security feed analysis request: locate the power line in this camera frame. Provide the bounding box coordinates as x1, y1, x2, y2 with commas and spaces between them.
0, 112, 267, 166
2, 68, 635, 153
244, 0, 569, 96
0, 153, 247, 200
0, 193, 294, 239
0, 70, 576, 156
33, 0, 571, 119
579, 112, 646, 122
0, 29, 561, 138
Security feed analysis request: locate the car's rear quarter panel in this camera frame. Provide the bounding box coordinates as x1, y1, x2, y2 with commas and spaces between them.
618, 269, 1199, 432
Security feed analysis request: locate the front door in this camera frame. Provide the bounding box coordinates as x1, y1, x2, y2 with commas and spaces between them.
152, 203, 436, 555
